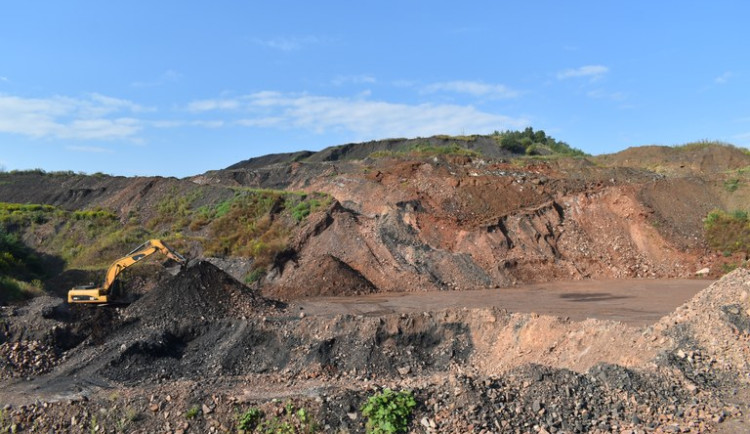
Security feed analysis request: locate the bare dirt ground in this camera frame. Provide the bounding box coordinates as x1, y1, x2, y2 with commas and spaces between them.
1, 142, 749, 432
1, 263, 748, 433
292, 279, 712, 327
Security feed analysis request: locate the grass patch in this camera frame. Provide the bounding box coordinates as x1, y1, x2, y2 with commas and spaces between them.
724, 178, 741, 193
370, 143, 481, 159
672, 140, 736, 151
704, 209, 750, 256
0, 202, 62, 230
0, 275, 44, 304
237, 402, 318, 433
203, 190, 330, 268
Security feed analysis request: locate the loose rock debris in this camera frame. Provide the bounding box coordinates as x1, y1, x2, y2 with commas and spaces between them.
0, 265, 749, 433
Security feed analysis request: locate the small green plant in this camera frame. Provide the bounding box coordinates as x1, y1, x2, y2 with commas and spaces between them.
89, 415, 100, 434
238, 408, 264, 431
245, 267, 266, 285
724, 178, 741, 192
361, 388, 417, 434
237, 402, 318, 433
115, 406, 140, 432
185, 405, 200, 419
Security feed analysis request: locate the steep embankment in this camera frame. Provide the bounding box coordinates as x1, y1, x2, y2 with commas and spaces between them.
254, 157, 719, 298
1, 140, 747, 300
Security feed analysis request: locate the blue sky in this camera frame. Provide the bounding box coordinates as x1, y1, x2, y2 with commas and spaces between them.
1, 1, 749, 177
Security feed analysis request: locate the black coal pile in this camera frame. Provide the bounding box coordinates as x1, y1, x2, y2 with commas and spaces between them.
125, 260, 284, 327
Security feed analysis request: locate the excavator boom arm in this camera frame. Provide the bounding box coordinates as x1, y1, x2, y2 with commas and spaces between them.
68, 239, 186, 304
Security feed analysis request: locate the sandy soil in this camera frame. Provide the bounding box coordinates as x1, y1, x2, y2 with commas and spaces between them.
293, 278, 713, 326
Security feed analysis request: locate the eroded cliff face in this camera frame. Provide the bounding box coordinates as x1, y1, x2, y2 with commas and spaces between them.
261, 157, 715, 298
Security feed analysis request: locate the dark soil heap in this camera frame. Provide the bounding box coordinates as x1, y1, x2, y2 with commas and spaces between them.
125, 260, 284, 327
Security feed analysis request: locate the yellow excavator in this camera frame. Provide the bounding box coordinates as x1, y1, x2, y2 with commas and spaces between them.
67, 239, 187, 304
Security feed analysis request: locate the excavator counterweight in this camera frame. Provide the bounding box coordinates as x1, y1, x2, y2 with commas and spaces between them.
67, 239, 186, 304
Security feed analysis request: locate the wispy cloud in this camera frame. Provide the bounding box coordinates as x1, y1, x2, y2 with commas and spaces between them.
423, 80, 520, 99
731, 132, 750, 141
332, 74, 376, 86
586, 89, 626, 101
253, 36, 323, 51
187, 91, 527, 138
557, 65, 609, 80
131, 70, 182, 88
186, 99, 240, 112
715, 71, 734, 84
0, 93, 145, 140
66, 145, 115, 153
0, 76, 8, 83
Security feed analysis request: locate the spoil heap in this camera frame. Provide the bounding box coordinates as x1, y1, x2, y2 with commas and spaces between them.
125, 260, 284, 327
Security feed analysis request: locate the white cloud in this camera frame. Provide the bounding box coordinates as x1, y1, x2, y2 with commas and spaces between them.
189, 92, 527, 138
557, 65, 609, 80
423, 80, 519, 99
66, 145, 115, 153
715, 71, 734, 84
0, 76, 8, 83
0, 94, 144, 140
186, 99, 240, 112
253, 36, 322, 51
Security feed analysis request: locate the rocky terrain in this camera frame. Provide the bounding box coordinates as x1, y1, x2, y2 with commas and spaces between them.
0, 135, 749, 432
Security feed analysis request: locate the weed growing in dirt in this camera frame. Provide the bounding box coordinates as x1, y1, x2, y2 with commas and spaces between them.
245, 267, 266, 285
114, 407, 140, 432
238, 408, 264, 431
88, 415, 101, 434
0, 408, 11, 434
185, 405, 200, 419
237, 402, 318, 433
361, 388, 417, 434
724, 178, 741, 192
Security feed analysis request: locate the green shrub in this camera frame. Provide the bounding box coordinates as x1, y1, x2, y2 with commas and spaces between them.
361, 389, 417, 434
493, 127, 586, 157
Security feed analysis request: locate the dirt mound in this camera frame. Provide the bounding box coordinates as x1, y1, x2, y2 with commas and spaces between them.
125, 260, 283, 326
595, 143, 750, 175
265, 254, 377, 298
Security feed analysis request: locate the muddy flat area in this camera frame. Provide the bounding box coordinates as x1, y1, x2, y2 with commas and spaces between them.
293, 278, 714, 326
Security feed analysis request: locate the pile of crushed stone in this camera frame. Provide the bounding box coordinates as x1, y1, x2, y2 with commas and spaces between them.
0, 340, 58, 380
125, 260, 284, 327
649, 268, 750, 390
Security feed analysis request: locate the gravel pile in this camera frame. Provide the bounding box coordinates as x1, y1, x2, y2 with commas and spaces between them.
0, 340, 58, 379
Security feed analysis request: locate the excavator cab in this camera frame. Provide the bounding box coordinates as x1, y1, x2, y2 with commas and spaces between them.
67, 239, 187, 304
